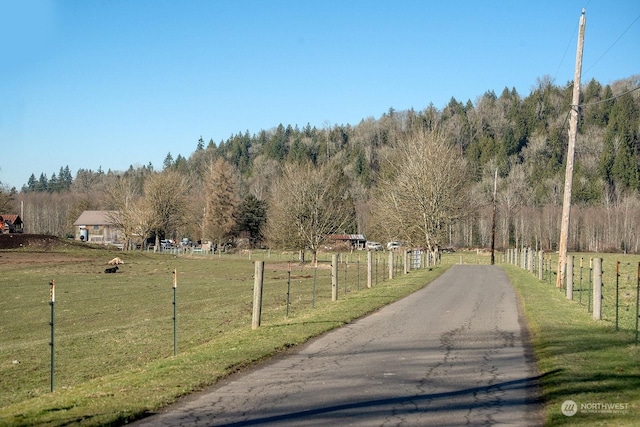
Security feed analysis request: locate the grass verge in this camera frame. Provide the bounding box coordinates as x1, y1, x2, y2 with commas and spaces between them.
503, 263, 640, 426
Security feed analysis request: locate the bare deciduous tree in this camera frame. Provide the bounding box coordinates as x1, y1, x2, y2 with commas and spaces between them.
104, 175, 143, 250
144, 170, 190, 249
265, 161, 354, 263
247, 155, 279, 201
0, 183, 14, 214
130, 197, 155, 250
371, 130, 469, 256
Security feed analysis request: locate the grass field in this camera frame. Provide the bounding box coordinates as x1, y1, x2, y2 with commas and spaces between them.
0, 242, 443, 426
503, 257, 640, 426
1, 242, 638, 426
515, 251, 640, 332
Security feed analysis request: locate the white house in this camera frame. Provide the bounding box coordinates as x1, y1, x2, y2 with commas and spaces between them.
73, 210, 121, 244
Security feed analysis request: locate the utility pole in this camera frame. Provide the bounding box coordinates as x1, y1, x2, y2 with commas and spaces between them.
490, 168, 498, 265
557, 9, 586, 288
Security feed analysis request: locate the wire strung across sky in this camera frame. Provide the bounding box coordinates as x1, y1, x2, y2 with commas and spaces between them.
574, 84, 640, 108
582, 11, 640, 78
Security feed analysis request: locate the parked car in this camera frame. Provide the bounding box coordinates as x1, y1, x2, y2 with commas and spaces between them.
366, 241, 383, 251
387, 241, 401, 250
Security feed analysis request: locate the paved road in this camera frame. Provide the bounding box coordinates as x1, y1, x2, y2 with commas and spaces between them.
134, 265, 542, 426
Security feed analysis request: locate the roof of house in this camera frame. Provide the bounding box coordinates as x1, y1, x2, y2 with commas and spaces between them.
328, 234, 366, 241
73, 210, 119, 226
0, 214, 21, 224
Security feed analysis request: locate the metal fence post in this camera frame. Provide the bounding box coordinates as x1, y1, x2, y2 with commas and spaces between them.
286, 262, 291, 318
635, 262, 639, 346
579, 257, 584, 305
566, 255, 574, 300
367, 251, 372, 288
173, 269, 177, 356
312, 260, 317, 308
344, 260, 348, 296
331, 254, 338, 301
615, 261, 620, 331
49, 280, 55, 392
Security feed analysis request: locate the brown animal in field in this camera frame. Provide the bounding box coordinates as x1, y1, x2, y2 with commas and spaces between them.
107, 257, 124, 265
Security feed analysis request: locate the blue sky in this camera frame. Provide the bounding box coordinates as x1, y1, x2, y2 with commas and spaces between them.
1, 0, 639, 190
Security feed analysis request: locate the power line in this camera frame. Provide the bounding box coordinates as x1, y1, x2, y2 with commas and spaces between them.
574, 85, 640, 108
553, 21, 578, 82
583, 11, 640, 77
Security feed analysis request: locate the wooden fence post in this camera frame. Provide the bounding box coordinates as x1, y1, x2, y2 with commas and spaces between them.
538, 251, 544, 281
252, 261, 264, 329
404, 250, 409, 274
388, 251, 394, 280
528, 248, 534, 274
593, 257, 603, 320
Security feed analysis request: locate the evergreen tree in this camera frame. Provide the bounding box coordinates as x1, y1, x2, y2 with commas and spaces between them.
36, 173, 48, 192
163, 152, 174, 170
62, 165, 73, 190
607, 92, 640, 191
26, 174, 36, 192
353, 149, 369, 182
235, 194, 267, 247
173, 154, 188, 174
48, 172, 59, 192
226, 131, 252, 173
265, 124, 287, 161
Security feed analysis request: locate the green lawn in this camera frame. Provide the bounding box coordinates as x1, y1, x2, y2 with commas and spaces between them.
2, 245, 638, 426
535, 252, 640, 331
503, 262, 640, 426
0, 245, 443, 426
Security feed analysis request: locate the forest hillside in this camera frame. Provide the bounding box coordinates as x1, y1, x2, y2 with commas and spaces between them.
2, 74, 639, 253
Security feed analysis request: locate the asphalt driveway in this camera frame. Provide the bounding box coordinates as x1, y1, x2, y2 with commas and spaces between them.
134, 265, 542, 426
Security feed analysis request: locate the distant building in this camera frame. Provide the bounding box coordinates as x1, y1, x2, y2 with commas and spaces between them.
327, 234, 366, 250
73, 210, 121, 244
0, 214, 24, 234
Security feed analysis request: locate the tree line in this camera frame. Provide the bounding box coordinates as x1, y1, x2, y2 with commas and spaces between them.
1, 74, 639, 254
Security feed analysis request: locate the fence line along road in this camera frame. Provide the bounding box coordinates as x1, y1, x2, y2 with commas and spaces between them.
134, 265, 542, 427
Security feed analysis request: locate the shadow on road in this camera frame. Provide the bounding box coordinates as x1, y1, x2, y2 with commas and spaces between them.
218, 370, 560, 427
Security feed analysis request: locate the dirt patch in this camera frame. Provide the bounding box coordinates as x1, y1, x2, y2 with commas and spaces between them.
0, 234, 96, 264
0, 234, 63, 250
